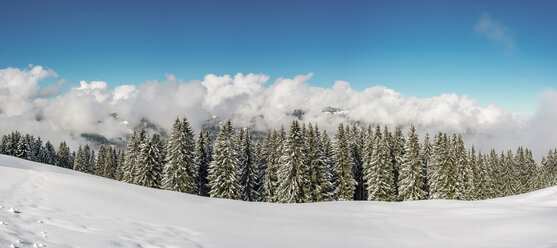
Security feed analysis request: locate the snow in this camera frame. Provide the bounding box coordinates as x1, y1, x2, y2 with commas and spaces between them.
1, 154, 556, 248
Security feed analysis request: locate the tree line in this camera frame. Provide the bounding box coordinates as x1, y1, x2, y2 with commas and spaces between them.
2, 118, 557, 203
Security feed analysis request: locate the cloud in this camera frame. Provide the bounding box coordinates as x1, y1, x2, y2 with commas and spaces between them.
475, 13, 515, 53
0, 65, 556, 160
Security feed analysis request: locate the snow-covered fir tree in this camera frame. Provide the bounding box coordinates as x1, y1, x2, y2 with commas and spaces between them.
122, 131, 140, 184
390, 127, 405, 199
162, 118, 197, 193
83, 144, 91, 174
96, 146, 107, 176
263, 129, 284, 202
348, 124, 365, 200
420, 133, 432, 197
367, 126, 395, 201
73, 146, 87, 172
208, 120, 241, 200
57, 141, 71, 169
333, 123, 356, 201
237, 128, 259, 201
44, 141, 58, 165
194, 131, 211, 196
136, 133, 163, 188
306, 123, 330, 202
277, 120, 310, 203
398, 125, 426, 201
104, 146, 117, 179
15, 136, 30, 160
321, 130, 337, 201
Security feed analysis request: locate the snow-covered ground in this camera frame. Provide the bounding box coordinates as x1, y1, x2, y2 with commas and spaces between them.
1, 155, 556, 248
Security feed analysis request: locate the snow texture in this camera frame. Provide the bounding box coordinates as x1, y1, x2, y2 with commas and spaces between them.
1, 154, 556, 247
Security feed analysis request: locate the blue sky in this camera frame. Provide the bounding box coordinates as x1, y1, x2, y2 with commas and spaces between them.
1, 0, 555, 114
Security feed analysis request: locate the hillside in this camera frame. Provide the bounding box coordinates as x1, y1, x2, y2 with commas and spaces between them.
1, 155, 556, 248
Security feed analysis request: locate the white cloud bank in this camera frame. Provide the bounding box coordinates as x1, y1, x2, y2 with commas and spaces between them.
0, 65, 555, 159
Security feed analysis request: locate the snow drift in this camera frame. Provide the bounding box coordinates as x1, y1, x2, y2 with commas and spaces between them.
1, 154, 556, 248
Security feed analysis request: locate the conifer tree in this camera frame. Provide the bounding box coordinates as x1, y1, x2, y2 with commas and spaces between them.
321, 130, 337, 201
263, 129, 284, 202
104, 146, 117, 179
90, 150, 96, 174
333, 124, 356, 201
162, 118, 197, 193
474, 150, 490, 200
306, 123, 329, 202
208, 120, 241, 199
398, 125, 426, 200
237, 128, 259, 201
115, 149, 126, 181
391, 127, 405, 199
348, 124, 365, 200
136, 134, 163, 188
277, 120, 310, 203
57, 141, 71, 169
361, 125, 374, 200
420, 133, 432, 197
83, 144, 91, 173
368, 126, 395, 201
194, 131, 211, 196
429, 133, 454, 199
122, 131, 140, 183
96, 146, 107, 176
254, 140, 266, 201
15, 137, 30, 159
455, 135, 473, 200
44, 141, 58, 165
73, 146, 87, 172
487, 149, 500, 198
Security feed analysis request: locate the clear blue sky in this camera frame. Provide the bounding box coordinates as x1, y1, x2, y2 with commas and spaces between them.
1, 0, 555, 114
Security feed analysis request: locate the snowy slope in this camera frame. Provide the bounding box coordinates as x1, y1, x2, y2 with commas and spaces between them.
1, 155, 557, 248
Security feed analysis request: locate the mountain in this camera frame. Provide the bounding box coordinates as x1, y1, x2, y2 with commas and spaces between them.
1, 155, 556, 247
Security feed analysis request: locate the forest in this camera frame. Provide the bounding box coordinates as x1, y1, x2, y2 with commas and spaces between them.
2, 117, 557, 203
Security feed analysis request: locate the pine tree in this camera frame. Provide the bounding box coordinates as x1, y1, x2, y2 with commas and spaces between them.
263, 129, 284, 202
333, 124, 356, 201
44, 141, 58, 165
122, 131, 140, 183
420, 133, 432, 197
398, 125, 426, 201
57, 141, 71, 169
487, 149, 500, 198
474, 150, 490, 200
104, 146, 117, 179
454, 134, 473, 200
83, 144, 91, 173
360, 125, 374, 201
253, 140, 266, 202
429, 133, 455, 199
321, 130, 337, 201
277, 120, 310, 203
115, 149, 126, 181
194, 131, 211, 196
96, 146, 107, 176
367, 126, 395, 201
15, 137, 30, 159
73, 146, 87, 172
136, 134, 163, 188
391, 127, 405, 199
306, 123, 330, 202
162, 118, 197, 193
208, 120, 241, 199
237, 128, 259, 201
348, 124, 365, 200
